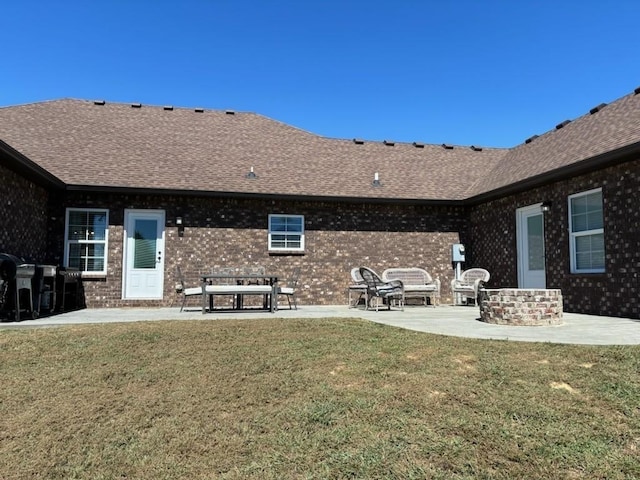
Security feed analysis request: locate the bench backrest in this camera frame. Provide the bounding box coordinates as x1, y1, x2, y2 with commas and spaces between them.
459, 268, 490, 286
382, 267, 434, 285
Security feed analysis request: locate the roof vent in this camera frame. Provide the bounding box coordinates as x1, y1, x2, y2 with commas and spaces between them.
470, 145, 483, 152
442, 144, 454, 150
634, 86, 640, 95
555, 120, 571, 130
525, 135, 539, 144
163, 105, 174, 111
353, 138, 364, 145
131, 103, 142, 108
589, 103, 607, 115
194, 108, 204, 113
245, 166, 258, 179
93, 100, 105, 105
383, 140, 395, 146
225, 110, 236, 115
412, 142, 425, 148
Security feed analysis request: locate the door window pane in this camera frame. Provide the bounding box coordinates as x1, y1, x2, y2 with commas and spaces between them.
133, 219, 157, 269
527, 214, 544, 271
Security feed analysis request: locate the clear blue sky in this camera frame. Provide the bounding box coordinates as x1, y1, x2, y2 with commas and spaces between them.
2, 1, 639, 147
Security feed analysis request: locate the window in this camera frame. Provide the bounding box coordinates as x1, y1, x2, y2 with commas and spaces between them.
569, 188, 604, 273
268, 214, 304, 252
64, 208, 109, 275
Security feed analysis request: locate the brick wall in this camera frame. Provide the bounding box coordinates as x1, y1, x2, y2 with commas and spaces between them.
58, 192, 468, 307
0, 163, 50, 261
470, 156, 640, 319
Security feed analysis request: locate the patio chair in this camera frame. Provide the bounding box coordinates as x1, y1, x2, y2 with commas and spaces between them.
243, 265, 266, 284
451, 268, 490, 305
176, 266, 216, 312
277, 267, 301, 310
348, 267, 368, 308
359, 267, 404, 311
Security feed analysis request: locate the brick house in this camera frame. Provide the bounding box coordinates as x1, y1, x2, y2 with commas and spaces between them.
1, 87, 639, 318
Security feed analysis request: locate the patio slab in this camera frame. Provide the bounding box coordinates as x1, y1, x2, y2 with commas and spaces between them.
1, 305, 638, 345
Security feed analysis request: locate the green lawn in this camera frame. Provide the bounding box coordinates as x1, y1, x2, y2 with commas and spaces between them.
1, 318, 639, 479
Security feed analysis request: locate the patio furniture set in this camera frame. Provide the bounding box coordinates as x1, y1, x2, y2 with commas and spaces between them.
176, 266, 300, 313
349, 266, 490, 311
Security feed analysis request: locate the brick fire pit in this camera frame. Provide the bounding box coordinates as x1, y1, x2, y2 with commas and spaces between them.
479, 288, 563, 326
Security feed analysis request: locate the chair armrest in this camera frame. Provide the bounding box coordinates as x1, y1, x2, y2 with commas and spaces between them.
472, 278, 486, 296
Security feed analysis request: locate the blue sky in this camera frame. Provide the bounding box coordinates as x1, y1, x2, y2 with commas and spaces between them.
2, 1, 639, 147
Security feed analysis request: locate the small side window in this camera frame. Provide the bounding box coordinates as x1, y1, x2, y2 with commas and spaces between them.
268, 214, 304, 252
568, 188, 604, 273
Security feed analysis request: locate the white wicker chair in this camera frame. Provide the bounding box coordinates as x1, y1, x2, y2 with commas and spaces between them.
451, 268, 490, 305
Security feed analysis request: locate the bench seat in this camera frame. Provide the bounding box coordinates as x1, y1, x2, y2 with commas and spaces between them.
382, 267, 440, 306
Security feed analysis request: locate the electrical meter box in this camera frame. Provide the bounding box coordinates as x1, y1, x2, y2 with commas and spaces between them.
452, 244, 466, 263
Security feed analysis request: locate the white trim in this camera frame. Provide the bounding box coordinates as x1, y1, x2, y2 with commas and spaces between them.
122, 209, 166, 300
268, 214, 305, 252
568, 188, 604, 274
64, 207, 109, 275
516, 203, 546, 288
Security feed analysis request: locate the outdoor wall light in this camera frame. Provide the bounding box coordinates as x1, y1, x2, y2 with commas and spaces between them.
541, 201, 552, 213
176, 216, 185, 237
372, 172, 381, 187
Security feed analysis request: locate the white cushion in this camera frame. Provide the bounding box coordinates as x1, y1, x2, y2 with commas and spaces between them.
184, 287, 204, 296
207, 285, 272, 294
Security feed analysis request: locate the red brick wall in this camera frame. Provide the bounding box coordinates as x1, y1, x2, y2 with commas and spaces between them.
58, 193, 468, 307
470, 157, 640, 319
0, 163, 50, 262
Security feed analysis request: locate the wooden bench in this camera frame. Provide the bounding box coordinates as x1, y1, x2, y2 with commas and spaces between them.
382, 267, 440, 306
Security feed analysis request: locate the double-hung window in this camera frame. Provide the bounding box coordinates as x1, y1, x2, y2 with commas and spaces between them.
268, 214, 304, 252
569, 188, 604, 273
64, 208, 109, 275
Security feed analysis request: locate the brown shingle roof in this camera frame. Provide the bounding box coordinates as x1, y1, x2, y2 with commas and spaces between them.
469, 90, 640, 196
1, 90, 639, 202
0, 99, 506, 201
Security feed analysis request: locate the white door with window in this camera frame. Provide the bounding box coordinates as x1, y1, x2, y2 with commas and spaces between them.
516, 204, 546, 288
123, 209, 165, 299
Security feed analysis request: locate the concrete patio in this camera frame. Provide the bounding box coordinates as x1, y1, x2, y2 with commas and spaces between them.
1, 304, 639, 345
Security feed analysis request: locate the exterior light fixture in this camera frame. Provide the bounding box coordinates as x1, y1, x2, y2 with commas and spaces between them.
176, 216, 184, 237
541, 201, 552, 213
372, 172, 381, 187
246, 166, 257, 179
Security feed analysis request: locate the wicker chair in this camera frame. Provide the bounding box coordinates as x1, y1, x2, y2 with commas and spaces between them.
359, 267, 404, 311
451, 268, 490, 305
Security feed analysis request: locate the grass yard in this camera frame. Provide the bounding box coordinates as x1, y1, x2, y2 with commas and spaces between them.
1, 318, 639, 479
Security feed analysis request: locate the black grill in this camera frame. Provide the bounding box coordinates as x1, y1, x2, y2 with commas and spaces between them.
0, 253, 59, 321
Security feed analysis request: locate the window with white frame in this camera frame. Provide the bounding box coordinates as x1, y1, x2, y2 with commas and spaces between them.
64, 208, 109, 274
569, 188, 604, 273
268, 214, 304, 251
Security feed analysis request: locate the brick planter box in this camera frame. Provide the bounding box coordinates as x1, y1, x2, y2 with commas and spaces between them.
479, 288, 563, 326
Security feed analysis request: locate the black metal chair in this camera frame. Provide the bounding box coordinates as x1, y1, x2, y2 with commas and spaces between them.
359, 266, 404, 311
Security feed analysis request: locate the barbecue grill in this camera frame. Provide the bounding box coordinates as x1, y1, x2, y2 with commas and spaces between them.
0, 253, 58, 321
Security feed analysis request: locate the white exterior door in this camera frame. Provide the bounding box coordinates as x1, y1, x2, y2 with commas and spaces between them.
516, 204, 546, 288
123, 209, 165, 299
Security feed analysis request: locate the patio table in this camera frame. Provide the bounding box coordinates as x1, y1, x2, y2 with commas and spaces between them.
200, 273, 278, 314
